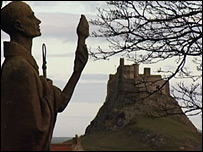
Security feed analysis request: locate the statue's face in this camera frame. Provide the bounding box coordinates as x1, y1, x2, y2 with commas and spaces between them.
18, 4, 41, 38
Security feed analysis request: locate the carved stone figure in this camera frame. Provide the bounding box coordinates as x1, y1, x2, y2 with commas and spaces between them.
1, 1, 89, 151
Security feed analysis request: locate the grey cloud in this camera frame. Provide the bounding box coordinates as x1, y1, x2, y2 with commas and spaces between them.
164, 64, 176, 70
80, 74, 109, 81
37, 13, 79, 42
60, 116, 93, 119
26, 1, 61, 7
37, 12, 106, 43
47, 53, 74, 58
52, 74, 108, 103
25, 1, 105, 14
53, 73, 109, 89
68, 1, 108, 14
36, 12, 105, 43
71, 82, 107, 103
54, 74, 109, 88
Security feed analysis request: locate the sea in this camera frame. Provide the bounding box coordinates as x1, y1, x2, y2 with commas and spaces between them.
51, 137, 73, 144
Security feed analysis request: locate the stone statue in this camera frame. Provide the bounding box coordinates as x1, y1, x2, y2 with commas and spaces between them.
1, 1, 89, 151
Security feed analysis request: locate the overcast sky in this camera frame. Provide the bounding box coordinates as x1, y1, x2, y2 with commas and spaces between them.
1, 1, 202, 137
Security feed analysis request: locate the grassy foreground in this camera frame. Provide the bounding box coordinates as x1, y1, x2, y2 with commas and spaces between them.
81, 114, 202, 151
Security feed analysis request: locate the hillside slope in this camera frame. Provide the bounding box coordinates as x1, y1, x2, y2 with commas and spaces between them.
81, 92, 202, 151
81, 60, 202, 151
81, 114, 202, 151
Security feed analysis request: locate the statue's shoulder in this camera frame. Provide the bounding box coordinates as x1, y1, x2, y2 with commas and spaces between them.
3, 56, 29, 70
2, 57, 35, 80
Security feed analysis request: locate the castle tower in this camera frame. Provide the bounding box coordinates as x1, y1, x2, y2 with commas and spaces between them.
134, 64, 139, 77
144, 68, 151, 76
118, 58, 125, 92
120, 58, 124, 66
118, 58, 124, 79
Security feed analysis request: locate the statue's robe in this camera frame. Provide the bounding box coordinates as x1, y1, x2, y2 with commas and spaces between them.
1, 42, 68, 151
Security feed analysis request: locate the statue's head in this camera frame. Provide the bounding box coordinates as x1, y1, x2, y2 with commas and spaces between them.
1, 1, 41, 38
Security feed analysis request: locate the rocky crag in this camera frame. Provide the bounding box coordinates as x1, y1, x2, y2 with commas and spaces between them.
81, 58, 202, 151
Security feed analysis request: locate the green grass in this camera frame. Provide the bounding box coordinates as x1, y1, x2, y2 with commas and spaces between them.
81, 131, 153, 151
81, 114, 202, 151
128, 114, 201, 150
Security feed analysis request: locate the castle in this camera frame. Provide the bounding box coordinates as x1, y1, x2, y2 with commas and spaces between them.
84, 58, 202, 151
108, 58, 170, 97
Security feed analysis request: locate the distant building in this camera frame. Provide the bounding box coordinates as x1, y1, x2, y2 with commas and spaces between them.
51, 135, 84, 151
108, 58, 170, 97
51, 143, 73, 151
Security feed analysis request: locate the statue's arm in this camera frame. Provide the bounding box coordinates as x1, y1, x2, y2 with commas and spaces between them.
60, 15, 89, 110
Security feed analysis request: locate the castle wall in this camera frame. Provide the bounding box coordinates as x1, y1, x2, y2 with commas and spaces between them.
123, 65, 135, 79
134, 64, 139, 77
107, 74, 119, 99
144, 68, 150, 76
107, 59, 170, 98
117, 77, 169, 96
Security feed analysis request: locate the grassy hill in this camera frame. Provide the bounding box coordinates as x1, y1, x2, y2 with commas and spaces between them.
81, 76, 202, 151
81, 114, 202, 151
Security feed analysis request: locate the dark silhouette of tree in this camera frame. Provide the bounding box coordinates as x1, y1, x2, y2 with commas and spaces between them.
89, 1, 202, 116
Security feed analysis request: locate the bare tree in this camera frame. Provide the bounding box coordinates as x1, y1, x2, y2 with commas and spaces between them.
89, 1, 202, 116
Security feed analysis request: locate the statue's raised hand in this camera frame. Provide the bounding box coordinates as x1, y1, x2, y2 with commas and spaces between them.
77, 15, 89, 39
74, 15, 89, 73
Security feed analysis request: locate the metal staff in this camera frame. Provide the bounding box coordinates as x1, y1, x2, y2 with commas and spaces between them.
42, 43, 47, 79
